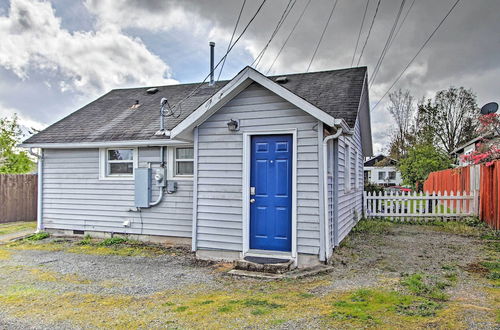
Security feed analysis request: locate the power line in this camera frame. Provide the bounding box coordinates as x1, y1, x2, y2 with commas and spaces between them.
168, 0, 268, 113
266, 0, 312, 74
388, 0, 416, 49
369, 0, 406, 87
252, 0, 296, 70
351, 0, 370, 67
356, 0, 381, 66
306, 0, 339, 72
371, 0, 462, 112
217, 0, 247, 81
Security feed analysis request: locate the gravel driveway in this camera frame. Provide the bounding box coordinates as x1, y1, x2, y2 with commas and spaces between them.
0, 221, 498, 329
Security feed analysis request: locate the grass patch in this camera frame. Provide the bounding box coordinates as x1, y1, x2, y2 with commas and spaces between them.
401, 273, 449, 301
7, 236, 181, 257
99, 237, 128, 246
24, 232, 49, 241
0, 221, 36, 236
352, 219, 393, 234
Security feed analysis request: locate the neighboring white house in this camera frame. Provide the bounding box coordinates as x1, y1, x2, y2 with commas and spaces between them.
22, 66, 373, 268
364, 155, 402, 186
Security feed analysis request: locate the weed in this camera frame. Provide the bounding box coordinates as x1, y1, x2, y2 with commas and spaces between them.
352, 219, 393, 234
25, 232, 49, 241
162, 302, 174, 307
396, 300, 442, 317
217, 305, 233, 313
441, 264, 456, 271
99, 237, 128, 246
298, 293, 314, 298
242, 299, 283, 309
78, 234, 92, 245
400, 274, 449, 302
174, 306, 188, 312
251, 308, 267, 315
199, 300, 214, 305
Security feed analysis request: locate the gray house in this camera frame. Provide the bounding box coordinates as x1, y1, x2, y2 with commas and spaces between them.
22, 66, 372, 268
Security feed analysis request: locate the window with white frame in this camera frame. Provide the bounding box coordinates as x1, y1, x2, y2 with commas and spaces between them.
354, 150, 359, 189
173, 147, 194, 177
378, 171, 386, 181
100, 148, 137, 179
345, 143, 351, 191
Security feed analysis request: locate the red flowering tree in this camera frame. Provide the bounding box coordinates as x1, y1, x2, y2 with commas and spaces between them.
461, 113, 500, 166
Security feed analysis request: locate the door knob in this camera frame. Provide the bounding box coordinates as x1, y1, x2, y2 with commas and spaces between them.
250, 198, 256, 203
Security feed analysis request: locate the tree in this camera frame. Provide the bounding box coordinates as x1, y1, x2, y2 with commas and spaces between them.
461, 113, 500, 166
0, 115, 35, 174
417, 87, 479, 154
398, 144, 451, 187
386, 89, 415, 160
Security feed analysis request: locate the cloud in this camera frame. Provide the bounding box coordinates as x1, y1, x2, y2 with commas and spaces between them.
0, 102, 46, 134
0, 0, 177, 97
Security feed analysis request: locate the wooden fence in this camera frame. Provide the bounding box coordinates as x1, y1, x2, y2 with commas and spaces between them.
364, 191, 476, 220
0, 174, 37, 223
423, 160, 500, 229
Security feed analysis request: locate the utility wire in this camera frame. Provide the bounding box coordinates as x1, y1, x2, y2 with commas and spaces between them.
388, 0, 416, 49
306, 0, 339, 72
356, 0, 381, 66
217, 0, 247, 81
168, 0, 268, 113
266, 0, 312, 74
351, 0, 370, 67
371, 0, 462, 112
251, 0, 296, 70
369, 0, 406, 87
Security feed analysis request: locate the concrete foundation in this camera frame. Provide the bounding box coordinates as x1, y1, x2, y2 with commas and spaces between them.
44, 228, 191, 247
196, 249, 322, 268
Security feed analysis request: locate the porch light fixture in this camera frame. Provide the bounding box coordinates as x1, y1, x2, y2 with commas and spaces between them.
227, 119, 239, 131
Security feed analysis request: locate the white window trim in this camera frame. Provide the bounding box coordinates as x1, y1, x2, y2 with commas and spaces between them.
344, 142, 352, 192
167, 146, 194, 180
99, 147, 138, 180
354, 149, 359, 190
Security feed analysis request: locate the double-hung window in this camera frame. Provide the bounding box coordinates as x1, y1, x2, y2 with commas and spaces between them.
173, 147, 194, 177
100, 148, 137, 179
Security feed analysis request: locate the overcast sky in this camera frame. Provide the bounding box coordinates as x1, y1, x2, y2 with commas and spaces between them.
1, 0, 499, 153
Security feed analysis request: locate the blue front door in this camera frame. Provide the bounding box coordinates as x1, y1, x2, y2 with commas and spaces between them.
250, 134, 292, 252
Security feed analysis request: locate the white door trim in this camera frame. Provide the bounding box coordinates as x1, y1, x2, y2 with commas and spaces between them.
242, 129, 298, 261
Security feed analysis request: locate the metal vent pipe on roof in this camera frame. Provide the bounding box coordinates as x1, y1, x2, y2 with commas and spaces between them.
209, 41, 215, 86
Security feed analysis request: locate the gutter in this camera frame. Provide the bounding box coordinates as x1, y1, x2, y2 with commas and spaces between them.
28, 148, 43, 232
20, 139, 190, 149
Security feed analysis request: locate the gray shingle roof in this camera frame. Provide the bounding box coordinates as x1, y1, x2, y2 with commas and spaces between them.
24, 66, 367, 144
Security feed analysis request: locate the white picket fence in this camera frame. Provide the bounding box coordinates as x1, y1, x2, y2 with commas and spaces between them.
363, 190, 478, 219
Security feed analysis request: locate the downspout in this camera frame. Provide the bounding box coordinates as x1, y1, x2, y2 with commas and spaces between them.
321, 127, 343, 261
191, 127, 199, 251
29, 148, 43, 232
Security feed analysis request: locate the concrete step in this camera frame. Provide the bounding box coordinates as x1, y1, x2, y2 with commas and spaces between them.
235, 256, 294, 274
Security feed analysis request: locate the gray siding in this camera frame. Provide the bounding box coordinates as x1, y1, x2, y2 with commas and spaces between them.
42, 147, 193, 237
334, 117, 364, 244
196, 83, 320, 255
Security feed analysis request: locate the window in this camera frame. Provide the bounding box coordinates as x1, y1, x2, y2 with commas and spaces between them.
378, 171, 386, 181
99, 148, 138, 179
345, 143, 351, 191
174, 147, 194, 176
354, 150, 359, 189
388, 171, 396, 180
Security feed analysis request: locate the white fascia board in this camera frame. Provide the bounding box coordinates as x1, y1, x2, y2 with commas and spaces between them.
170, 66, 337, 138
19, 139, 190, 149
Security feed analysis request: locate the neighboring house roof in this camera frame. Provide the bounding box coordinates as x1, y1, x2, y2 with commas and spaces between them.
364, 154, 398, 167
450, 134, 500, 155
23, 66, 368, 146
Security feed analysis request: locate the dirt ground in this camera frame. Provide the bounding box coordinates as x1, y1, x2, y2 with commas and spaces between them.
0, 220, 498, 329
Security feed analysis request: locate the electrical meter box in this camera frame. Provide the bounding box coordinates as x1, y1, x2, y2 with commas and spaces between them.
135, 168, 151, 208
